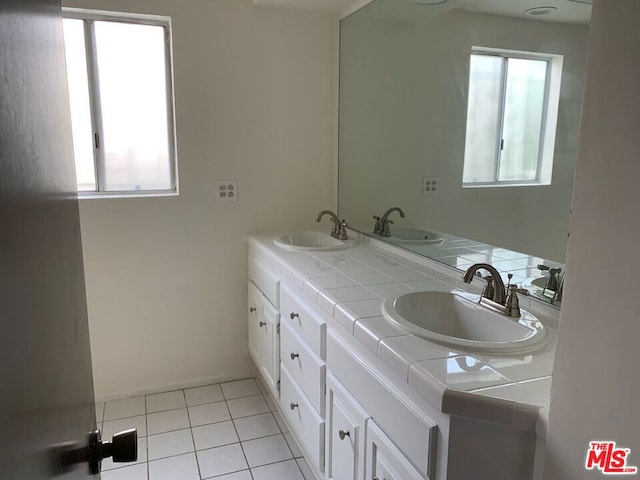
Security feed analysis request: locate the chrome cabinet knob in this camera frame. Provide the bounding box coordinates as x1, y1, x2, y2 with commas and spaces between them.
249, 307, 256, 313
290, 352, 299, 360
338, 429, 350, 440
290, 312, 299, 320
259, 321, 267, 327
290, 402, 298, 410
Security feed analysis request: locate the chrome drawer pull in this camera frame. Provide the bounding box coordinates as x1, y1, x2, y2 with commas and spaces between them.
290, 402, 299, 410
338, 429, 350, 440
290, 352, 299, 360
259, 321, 267, 327
290, 312, 299, 320
249, 307, 256, 313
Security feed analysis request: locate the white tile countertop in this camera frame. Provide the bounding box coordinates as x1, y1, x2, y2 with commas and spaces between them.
247, 231, 558, 434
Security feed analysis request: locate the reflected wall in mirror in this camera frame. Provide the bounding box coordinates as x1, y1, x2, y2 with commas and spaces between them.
338, 0, 591, 271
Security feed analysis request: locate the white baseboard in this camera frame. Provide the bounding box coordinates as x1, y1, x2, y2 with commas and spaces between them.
94, 368, 258, 403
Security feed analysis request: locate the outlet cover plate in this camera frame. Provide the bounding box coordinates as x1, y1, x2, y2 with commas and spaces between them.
216, 179, 238, 202
422, 176, 439, 196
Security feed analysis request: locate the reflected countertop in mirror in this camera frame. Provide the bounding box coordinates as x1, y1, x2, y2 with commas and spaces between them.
338, 0, 590, 305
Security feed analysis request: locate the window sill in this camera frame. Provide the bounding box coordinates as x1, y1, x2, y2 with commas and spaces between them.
462, 181, 551, 189
78, 190, 179, 200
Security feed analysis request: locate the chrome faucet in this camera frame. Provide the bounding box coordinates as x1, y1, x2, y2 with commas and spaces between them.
462, 263, 507, 305
315, 210, 348, 240
463, 264, 528, 317
375, 207, 406, 237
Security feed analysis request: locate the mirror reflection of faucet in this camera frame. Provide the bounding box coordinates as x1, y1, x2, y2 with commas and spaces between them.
373, 207, 406, 237
537, 264, 564, 303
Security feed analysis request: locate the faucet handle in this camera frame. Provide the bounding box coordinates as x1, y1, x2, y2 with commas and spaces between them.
373, 215, 381, 234
380, 218, 394, 237
338, 220, 349, 240
481, 276, 495, 301
505, 285, 523, 317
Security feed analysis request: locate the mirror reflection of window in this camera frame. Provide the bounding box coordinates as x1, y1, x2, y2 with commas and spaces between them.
462, 48, 563, 187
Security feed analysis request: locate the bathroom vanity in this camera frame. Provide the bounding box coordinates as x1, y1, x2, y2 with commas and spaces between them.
246, 231, 557, 480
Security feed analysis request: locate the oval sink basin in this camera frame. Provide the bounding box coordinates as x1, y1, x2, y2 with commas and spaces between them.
525, 277, 547, 289
274, 231, 354, 252
388, 226, 443, 245
382, 290, 546, 355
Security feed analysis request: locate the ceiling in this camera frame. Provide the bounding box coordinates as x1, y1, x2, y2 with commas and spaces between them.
252, 0, 364, 16
460, 0, 591, 25
252, 0, 591, 24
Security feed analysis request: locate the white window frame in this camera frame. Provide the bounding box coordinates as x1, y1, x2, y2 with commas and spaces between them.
462, 46, 564, 188
63, 8, 179, 198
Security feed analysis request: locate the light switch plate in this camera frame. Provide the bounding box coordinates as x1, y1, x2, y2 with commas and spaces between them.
216, 180, 238, 202
422, 176, 439, 196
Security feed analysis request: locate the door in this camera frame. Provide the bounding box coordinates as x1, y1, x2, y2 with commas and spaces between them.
2, 0, 99, 478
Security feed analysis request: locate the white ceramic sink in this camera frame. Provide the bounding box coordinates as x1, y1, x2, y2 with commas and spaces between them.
388, 226, 443, 245
382, 290, 546, 354
274, 231, 353, 252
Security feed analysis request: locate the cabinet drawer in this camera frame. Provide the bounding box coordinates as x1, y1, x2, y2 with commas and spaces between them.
249, 255, 280, 308
281, 365, 325, 472
281, 283, 326, 359
281, 322, 325, 416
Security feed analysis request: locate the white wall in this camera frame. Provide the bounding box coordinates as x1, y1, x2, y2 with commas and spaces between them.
339, 10, 588, 262
64, 0, 338, 400
544, 0, 640, 477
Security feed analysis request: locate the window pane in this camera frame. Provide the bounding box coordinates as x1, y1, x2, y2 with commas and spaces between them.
62, 19, 96, 191
94, 21, 172, 191
462, 54, 503, 184
499, 58, 547, 182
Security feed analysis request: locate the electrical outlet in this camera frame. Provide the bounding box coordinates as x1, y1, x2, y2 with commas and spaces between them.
422, 176, 439, 196
216, 180, 238, 202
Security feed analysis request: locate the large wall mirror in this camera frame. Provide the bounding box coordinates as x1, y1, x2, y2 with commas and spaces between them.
338, 0, 591, 306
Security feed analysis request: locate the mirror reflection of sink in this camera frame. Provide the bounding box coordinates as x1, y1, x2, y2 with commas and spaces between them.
388, 226, 443, 245
274, 231, 354, 252
526, 277, 547, 289
382, 290, 546, 355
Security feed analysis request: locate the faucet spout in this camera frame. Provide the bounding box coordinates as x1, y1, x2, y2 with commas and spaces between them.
315, 210, 341, 238
462, 263, 507, 305
381, 207, 406, 222
378, 207, 406, 237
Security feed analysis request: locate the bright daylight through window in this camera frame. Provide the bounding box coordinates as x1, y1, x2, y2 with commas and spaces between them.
462, 47, 563, 187
62, 10, 177, 196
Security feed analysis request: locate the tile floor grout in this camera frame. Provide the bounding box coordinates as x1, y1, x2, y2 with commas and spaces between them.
99, 378, 311, 480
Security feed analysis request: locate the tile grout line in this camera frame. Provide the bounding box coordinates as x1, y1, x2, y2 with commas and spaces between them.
102, 379, 311, 480
182, 389, 202, 480
228, 397, 256, 480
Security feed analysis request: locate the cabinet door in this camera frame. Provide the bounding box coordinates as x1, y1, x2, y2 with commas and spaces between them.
248, 281, 263, 368
261, 299, 280, 393
366, 420, 425, 480
326, 373, 368, 480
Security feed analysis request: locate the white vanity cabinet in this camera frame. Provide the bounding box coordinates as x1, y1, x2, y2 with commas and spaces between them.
247, 238, 542, 480
247, 255, 281, 398
247, 281, 280, 396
